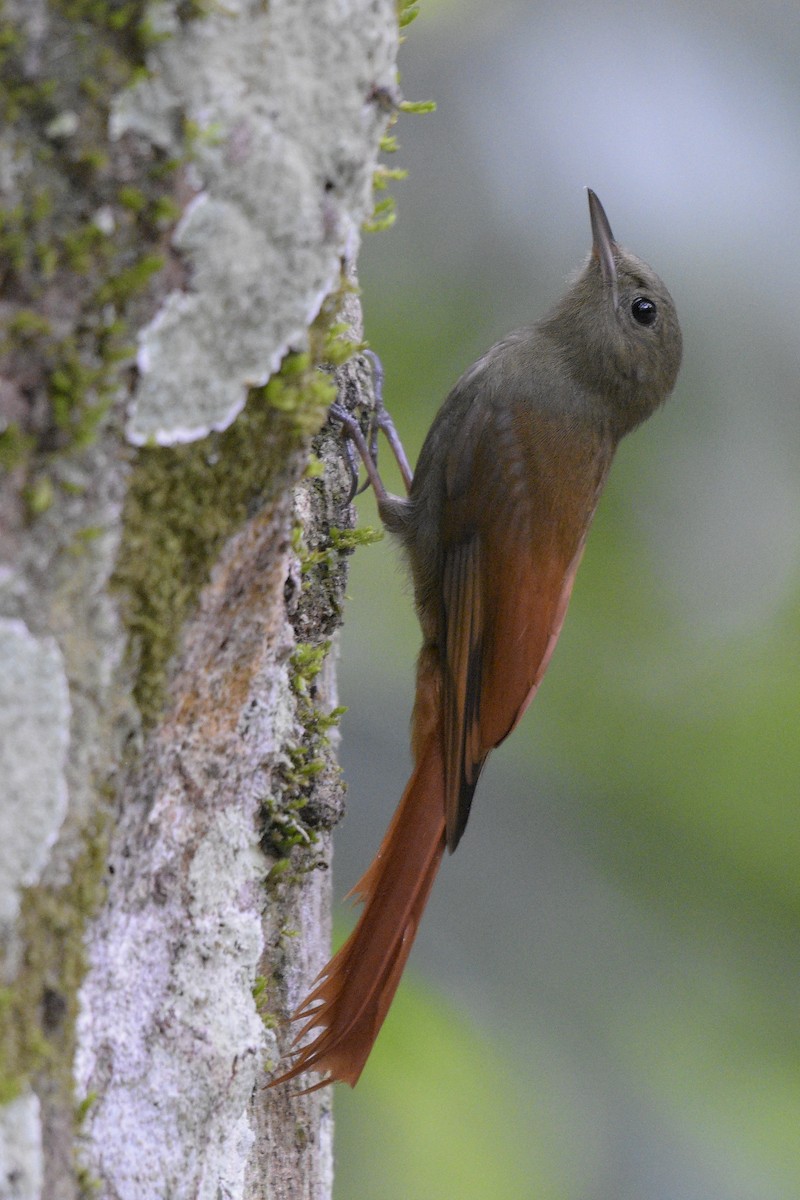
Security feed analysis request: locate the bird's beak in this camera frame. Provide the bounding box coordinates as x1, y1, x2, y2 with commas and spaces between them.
588, 189, 619, 308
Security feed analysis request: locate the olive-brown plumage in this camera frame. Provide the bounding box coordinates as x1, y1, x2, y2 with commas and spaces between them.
271, 190, 682, 1090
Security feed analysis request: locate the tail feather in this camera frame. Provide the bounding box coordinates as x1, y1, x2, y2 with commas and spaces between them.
270, 732, 446, 1090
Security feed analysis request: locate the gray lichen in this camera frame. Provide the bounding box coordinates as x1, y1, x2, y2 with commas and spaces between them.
0, 621, 70, 939
0, 1091, 43, 1200
121, 0, 398, 444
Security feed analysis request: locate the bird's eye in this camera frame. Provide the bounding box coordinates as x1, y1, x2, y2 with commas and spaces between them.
631, 296, 657, 326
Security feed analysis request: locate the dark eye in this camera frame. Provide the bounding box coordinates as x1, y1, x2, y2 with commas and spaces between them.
631, 296, 657, 326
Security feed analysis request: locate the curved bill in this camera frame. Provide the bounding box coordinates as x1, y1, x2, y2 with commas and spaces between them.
587, 189, 619, 308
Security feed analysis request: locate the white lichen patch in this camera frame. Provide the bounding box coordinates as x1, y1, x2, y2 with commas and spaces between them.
0, 620, 70, 936
74, 572, 301, 1198
74, 787, 269, 1200
0, 1092, 43, 1200
119, 0, 398, 445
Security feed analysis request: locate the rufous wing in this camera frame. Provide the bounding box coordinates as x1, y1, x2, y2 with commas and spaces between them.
439, 399, 609, 850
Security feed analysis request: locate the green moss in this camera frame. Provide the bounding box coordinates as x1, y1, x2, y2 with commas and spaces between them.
329, 524, 383, 553
75, 146, 110, 172
363, 195, 398, 234
35, 241, 59, 279
0, 815, 108, 1111
0, 21, 23, 57
251, 976, 280, 1037
252, 298, 369, 876
0, 0, 220, 508
291, 641, 330, 695
264, 351, 338, 436
68, 524, 104, 556
114, 388, 309, 725
303, 453, 325, 479
293, 519, 380, 577
75, 1090, 97, 1125
259, 308, 362, 452
365, 3, 435, 232
398, 98, 436, 114
140, 300, 355, 721
149, 195, 181, 227
292, 523, 329, 575
48, 336, 117, 444
48, 0, 153, 60
0, 2, 180, 508
260, 624, 347, 879
113, 265, 360, 726
95, 253, 164, 305
251, 974, 280, 1028
398, 0, 420, 27
0, 204, 28, 270
6, 309, 53, 339
23, 473, 56, 515
0, 18, 52, 124
262, 794, 319, 860
176, 0, 216, 17
260, 621, 347, 880
0, 423, 35, 471
75, 1164, 101, 1198
0, 989, 25, 1103
60, 221, 113, 274
183, 116, 224, 152
118, 184, 146, 212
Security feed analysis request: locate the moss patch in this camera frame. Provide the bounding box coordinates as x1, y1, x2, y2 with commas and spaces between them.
0, 814, 108, 1108
113, 287, 362, 726
112, 393, 304, 724
262, 635, 347, 879
0, 1, 186, 509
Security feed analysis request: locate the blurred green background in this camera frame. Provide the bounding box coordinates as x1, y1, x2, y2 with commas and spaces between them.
331, 2, 800, 1196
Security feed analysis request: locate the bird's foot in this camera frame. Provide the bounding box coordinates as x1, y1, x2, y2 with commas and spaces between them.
329, 350, 412, 504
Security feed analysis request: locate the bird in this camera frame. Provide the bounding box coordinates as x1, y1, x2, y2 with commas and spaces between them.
270, 189, 682, 1091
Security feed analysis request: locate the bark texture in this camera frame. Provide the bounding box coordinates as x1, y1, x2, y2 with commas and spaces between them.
0, 1, 397, 1197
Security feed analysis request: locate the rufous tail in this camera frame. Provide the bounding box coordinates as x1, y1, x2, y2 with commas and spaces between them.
270, 731, 446, 1090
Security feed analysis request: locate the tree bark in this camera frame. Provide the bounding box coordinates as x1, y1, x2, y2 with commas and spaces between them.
0, 2, 397, 1197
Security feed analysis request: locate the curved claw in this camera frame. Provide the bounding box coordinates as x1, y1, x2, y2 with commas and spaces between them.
363, 349, 384, 405
342, 436, 361, 504
329, 402, 362, 503
367, 418, 380, 473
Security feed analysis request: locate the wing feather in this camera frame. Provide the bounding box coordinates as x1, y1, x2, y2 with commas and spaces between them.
442, 536, 484, 848
436, 396, 612, 850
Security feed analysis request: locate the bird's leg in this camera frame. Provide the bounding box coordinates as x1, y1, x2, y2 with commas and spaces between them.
330, 350, 414, 505
329, 400, 391, 506
363, 350, 413, 494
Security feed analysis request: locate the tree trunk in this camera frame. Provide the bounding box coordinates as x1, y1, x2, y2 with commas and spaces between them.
0, 2, 397, 1197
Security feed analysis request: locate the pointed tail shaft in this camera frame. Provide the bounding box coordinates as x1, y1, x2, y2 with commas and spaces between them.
271, 731, 446, 1089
